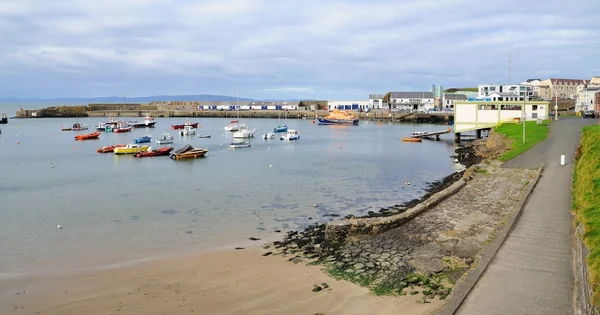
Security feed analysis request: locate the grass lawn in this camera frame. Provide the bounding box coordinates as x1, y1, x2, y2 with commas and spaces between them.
573, 125, 600, 305
495, 120, 550, 161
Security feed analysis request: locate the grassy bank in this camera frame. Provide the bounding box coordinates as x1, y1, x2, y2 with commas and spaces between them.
573, 125, 600, 305
495, 120, 550, 161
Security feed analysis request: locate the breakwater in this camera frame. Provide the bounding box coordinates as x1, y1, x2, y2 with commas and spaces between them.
16, 105, 454, 123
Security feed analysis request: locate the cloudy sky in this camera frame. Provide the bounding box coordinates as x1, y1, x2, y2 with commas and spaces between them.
1, 0, 598, 100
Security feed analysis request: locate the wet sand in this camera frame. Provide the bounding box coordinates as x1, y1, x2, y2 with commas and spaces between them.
1, 249, 441, 315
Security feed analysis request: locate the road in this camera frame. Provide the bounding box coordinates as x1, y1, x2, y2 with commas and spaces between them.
456, 118, 597, 315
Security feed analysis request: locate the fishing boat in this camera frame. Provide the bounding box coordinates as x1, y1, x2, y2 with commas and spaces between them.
229, 141, 251, 149
97, 144, 126, 153
224, 120, 240, 131
134, 146, 173, 158
62, 122, 88, 131
171, 121, 199, 130
263, 132, 275, 139
129, 116, 157, 128
74, 132, 100, 140
317, 110, 359, 125
113, 122, 132, 133
96, 122, 109, 131
401, 137, 422, 143
113, 144, 151, 155
133, 135, 152, 143
233, 124, 256, 138
197, 134, 211, 138
280, 129, 300, 141
170, 144, 208, 160
155, 131, 174, 144
179, 125, 196, 136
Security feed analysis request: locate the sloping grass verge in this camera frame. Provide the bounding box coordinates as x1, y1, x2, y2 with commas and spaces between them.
573, 124, 600, 306
495, 120, 550, 161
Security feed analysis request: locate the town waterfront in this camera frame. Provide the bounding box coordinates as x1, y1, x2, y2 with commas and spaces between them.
0, 116, 461, 275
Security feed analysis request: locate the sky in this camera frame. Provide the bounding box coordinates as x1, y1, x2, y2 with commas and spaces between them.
0, 0, 599, 100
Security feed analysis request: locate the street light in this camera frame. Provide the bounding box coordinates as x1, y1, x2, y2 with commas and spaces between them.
523, 94, 527, 144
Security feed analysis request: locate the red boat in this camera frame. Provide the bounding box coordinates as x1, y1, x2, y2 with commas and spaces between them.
171, 122, 199, 130
134, 146, 174, 158
74, 132, 100, 141
97, 144, 126, 153
113, 126, 132, 133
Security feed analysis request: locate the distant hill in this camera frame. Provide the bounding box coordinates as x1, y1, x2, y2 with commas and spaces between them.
443, 88, 478, 93
0, 94, 264, 103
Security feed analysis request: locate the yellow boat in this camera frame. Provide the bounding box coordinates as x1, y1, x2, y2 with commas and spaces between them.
113, 144, 151, 155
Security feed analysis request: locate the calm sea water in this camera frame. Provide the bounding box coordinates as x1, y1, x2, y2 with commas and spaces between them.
0, 115, 461, 275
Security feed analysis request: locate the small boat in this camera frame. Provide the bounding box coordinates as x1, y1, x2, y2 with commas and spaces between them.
224, 120, 240, 131
133, 135, 152, 143
134, 146, 174, 158
171, 121, 199, 130
229, 141, 251, 149
96, 122, 109, 131
179, 125, 196, 136
129, 116, 157, 128
74, 132, 100, 141
197, 134, 211, 138
113, 144, 151, 155
170, 144, 208, 160
62, 122, 88, 131
263, 132, 275, 139
273, 125, 288, 133
155, 132, 174, 144
401, 137, 422, 142
113, 123, 132, 133
97, 144, 126, 153
280, 129, 300, 141
317, 110, 359, 125
411, 131, 427, 136
233, 124, 256, 138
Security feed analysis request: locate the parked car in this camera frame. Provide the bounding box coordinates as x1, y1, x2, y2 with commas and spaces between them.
582, 110, 597, 118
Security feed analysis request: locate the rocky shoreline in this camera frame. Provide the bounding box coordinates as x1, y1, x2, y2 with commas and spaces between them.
260, 142, 537, 303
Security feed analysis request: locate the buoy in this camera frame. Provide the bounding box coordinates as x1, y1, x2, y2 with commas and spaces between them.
16, 141, 20, 144
313, 204, 318, 208
268, 147, 270, 150
72, 145, 75, 148
57, 224, 62, 229
269, 164, 272, 168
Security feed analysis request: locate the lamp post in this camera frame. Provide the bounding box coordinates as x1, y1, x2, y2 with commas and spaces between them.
523, 95, 526, 144
553, 80, 559, 120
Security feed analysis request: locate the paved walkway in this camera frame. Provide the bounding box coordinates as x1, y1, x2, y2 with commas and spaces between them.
456, 118, 597, 315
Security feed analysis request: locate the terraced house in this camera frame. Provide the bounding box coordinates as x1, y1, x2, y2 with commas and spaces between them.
535, 78, 589, 100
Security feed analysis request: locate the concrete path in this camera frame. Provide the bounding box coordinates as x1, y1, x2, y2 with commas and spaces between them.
456, 118, 597, 315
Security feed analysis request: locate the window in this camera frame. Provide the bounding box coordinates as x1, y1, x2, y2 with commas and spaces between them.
532, 105, 538, 110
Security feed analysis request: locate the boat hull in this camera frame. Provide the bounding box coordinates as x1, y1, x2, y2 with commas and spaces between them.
317, 118, 359, 125
170, 150, 208, 160
133, 136, 152, 144
229, 142, 251, 148
171, 123, 199, 130
401, 137, 422, 142
97, 144, 126, 153
114, 146, 150, 155
74, 132, 101, 140
113, 127, 132, 133
131, 121, 156, 128
273, 125, 288, 132
135, 147, 173, 158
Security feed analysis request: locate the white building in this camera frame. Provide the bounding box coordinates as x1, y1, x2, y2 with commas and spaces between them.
575, 85, 600, 111
368, 94, 386, 109
327, 100, 371, 111
478, 84, 533, 101
389, 92, 435, 111
454, 100, 550, 133
442, 93, 467, 109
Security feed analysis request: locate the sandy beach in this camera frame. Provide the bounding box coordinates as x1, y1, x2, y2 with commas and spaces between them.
1, 248, 441, 315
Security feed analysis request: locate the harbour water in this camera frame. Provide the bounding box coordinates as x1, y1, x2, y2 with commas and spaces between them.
0, 116, 461, 275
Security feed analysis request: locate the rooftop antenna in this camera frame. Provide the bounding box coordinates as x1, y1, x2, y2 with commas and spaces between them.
508, 41, 513, 84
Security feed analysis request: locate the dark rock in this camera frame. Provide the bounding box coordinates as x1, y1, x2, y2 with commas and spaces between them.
312, 285, 322, 292
274, 229, 281, 233
321, 282, 329, 289
249, 237, 261, 241
235, 247, 245, 250
262, 252, 273, 256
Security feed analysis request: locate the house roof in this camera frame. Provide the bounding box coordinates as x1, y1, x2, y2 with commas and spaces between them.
548, 78, 589, 85
390, 91, 434, 98
369, 94, 384, 99
443, 93, 468, 100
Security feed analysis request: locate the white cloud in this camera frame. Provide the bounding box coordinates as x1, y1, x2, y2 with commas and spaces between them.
0, 0, 598, 99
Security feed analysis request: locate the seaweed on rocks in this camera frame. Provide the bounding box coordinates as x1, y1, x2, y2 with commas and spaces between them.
454, 145, 481, 168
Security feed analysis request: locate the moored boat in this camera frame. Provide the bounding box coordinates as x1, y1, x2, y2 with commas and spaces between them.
62, 122, 88, 131
401, 137, 422, 142
263, 132, 275, 139
273, 125, 288, 133
97, 144, 126, 153
74, 132, 100, 140
229, 141, 251, 149
179, 125, 196, 136
170, 144, 208, 160
317, 110, 359, 125
113, 144, 151, 155
197, 134, 211, 138
280, 129, 300, 141
171, 121, 199, 130
113, 123, 132, 133
133, 135, 152, 143
233, 124, 256, 138
134, 146, 173, 158
224, 120, 240, 131
155, 131, 174, 144
130, 116, 157, 128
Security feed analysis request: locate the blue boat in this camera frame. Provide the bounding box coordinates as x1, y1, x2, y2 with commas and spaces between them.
133, 135, 152, 143
273, 125, 288, 132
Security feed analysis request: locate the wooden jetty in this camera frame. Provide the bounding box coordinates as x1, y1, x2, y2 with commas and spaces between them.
410, 128, 453, 141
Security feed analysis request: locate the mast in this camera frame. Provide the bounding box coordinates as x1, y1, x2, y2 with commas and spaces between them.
236, 85, 240, 119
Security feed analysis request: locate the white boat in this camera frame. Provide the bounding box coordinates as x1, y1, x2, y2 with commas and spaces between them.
263, 132, 275, 139
179, 125, 196, 136
233, 124, 256, 138
224, 120, 240, 131
155, 131, 174, 144
230, 141, 251, 149
198, 134, 211, 138
280, 129, 300, 141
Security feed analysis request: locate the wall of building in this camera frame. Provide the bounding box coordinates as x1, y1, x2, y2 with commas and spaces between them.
327, 101, 371, 111
454, 101, 550, 133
